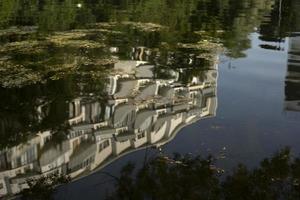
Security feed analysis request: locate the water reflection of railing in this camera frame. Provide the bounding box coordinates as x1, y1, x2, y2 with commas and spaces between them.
0, 56, 218, 197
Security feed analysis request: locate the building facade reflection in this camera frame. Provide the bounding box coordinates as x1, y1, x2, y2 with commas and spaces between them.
284, 0, 300, 112
285, 34, 300, 112
0, 48, 218, 197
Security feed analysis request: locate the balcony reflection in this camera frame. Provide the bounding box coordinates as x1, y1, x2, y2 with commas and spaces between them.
0, 48, 218, 196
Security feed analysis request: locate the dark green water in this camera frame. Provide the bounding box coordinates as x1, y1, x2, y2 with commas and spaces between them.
0, 0, 300, 199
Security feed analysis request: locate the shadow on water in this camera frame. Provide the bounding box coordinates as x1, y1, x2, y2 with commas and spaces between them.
20, 147, 300, 200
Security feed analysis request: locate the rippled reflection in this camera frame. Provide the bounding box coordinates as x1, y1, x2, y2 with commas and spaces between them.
285, 34, 300, 112
1, 0, 300, 198
0, 42, 218, 196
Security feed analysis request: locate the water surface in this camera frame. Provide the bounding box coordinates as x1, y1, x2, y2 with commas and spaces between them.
0, 0, 300, 199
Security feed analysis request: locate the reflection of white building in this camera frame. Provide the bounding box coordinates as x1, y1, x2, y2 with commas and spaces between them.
0, 55, 218, 197
285, 34, 300, 112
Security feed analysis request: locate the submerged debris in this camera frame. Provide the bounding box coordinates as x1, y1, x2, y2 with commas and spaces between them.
0, 40, 45, 54
177, 40, 224, 62
122, 21, 168, 32
0, 61, 42, 88
177, 40, 223, 52
47, 32, 104, 48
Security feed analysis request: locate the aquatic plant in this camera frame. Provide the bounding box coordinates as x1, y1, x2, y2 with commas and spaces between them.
107, 148, 300, 200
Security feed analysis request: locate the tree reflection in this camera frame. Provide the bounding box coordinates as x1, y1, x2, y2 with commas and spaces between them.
107, 147, 300, 200
20, 173, 70, 200
0, 0, 276, 57
259, 0, 299, 42
0, 75, 107, 149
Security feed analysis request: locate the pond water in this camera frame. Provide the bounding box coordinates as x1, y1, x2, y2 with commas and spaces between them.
0, 0, 300, 199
